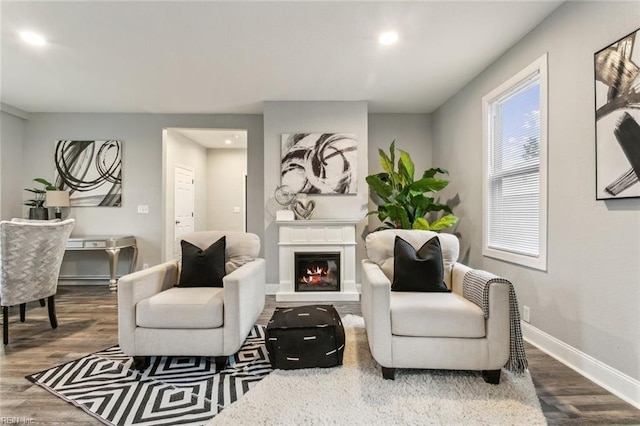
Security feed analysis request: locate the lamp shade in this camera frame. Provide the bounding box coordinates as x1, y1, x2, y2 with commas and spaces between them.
45, 190, 70, 207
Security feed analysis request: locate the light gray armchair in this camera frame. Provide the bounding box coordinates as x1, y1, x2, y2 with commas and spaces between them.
118, 231, 266, 370
361, 229, 511, 384
0, 218, 75, 345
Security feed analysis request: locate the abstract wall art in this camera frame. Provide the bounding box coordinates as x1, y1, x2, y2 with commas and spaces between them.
54, 140, 123, 207
595, 28, 640, 199
281, 133, 357, 195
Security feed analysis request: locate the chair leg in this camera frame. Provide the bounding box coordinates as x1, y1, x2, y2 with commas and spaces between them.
47, 296, 58, 329
19, 304, 26, 322
39, 299, 46, 307
482, 369, 501, 385
132, 356, 150, 371
215, 356, 228, 371
3, 306, 8, 345
382, 367, 396, 380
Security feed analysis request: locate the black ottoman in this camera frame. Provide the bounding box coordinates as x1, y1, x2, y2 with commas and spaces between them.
266, 304, 345, 370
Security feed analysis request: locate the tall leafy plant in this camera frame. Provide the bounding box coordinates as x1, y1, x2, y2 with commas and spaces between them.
366, 141, 458, 232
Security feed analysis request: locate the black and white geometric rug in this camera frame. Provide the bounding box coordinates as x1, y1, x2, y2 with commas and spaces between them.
26, 325, 272, 426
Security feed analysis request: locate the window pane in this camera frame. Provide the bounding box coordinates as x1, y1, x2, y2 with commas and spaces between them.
488, 172, 540, 256
487, 74, 541, 258
490, 81, 540, 177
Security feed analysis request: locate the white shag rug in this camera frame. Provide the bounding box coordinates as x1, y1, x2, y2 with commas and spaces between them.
209, 315, 546, 425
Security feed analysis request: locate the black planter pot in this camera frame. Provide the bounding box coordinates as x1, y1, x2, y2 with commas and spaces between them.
28, 207, 48, 220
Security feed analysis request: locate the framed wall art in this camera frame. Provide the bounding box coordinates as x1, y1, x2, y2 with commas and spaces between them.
281, 133, 357, 195
54, 140, 123, 206
594, 28, 640, 200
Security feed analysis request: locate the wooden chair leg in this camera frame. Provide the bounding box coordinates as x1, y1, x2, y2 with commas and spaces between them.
19, 303, 26, 323
3, 306, 8, 345
47, 296, 58, 329
132, 356, 150, 371
482, 369, 501, 385
382, 367, 396, 380
215, 356, 228, 371
39, 299, 46, 307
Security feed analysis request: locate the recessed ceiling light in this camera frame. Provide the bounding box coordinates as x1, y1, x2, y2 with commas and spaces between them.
225, 140, 232, 145
19, 31, 46, 46
379, 31, 398, 46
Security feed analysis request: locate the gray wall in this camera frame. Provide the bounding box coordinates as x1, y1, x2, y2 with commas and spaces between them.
368, 114, 432, 231
431, 1, 640, 381
263, 101, 369, 285
207, 148, 247, 232
12, 110, 434, 282
1, 108, 27, 220
21, 113, 263, 269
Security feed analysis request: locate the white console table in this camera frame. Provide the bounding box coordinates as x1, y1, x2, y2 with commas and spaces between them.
277, 219, 359, 302
60, 235, 138, 291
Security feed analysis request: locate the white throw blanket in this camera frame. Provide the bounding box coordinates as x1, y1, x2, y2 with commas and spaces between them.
462, 269, 528, 374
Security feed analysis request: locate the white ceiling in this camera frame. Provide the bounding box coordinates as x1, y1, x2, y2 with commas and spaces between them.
1, 1, 563, 114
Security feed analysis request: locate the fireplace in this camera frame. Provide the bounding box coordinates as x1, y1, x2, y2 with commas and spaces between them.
294, 252, 340, 292
276, 219, 358, 302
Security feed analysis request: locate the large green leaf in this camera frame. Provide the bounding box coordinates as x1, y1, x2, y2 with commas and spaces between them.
378, 149, 394, 175
412, 217, 430, 230
409, 177, 449, 193
422, 167, 449, 179
389, 140, 396, 171
398, 150, 415, 185
366, 175, 393, 199
376, 205, 389, 222
411, 194, 432, 219
386, 204, 410, 229
429, 214, 459, 231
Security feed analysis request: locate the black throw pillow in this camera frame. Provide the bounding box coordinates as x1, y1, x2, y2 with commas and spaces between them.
391, 236, 450, 292
178, 237, 226, 287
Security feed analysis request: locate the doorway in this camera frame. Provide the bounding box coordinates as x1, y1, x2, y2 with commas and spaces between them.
174, 165, 195, 240
162, 128, 248, 261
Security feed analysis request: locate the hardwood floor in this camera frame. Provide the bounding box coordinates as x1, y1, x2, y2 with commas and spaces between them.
1, 285, 639, 425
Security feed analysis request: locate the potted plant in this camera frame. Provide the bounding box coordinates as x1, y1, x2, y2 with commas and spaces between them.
366, 141, 458, 232
24, 178, 56, 220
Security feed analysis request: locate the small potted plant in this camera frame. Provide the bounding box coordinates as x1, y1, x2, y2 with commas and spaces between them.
24, 178, 56, 220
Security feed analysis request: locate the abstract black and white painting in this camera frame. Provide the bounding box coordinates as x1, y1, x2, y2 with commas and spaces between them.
595, 28, 640, 199
54, 140, 122, 207
281, 133, 357, 194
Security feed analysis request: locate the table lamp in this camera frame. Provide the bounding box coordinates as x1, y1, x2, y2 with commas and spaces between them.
45, 190, 70, 219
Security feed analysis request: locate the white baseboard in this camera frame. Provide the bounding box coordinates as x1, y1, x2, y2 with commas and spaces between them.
266, 283, 279, 295
522, 322, 640, 409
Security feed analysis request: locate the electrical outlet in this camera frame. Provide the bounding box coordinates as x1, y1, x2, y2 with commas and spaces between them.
137, 205, 149, 214
233, 206, 240, 213
522, 306, 530, 323
143, 263, 149, 269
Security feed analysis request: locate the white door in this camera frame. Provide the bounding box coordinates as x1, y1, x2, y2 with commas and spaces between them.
174, 165, 195, 243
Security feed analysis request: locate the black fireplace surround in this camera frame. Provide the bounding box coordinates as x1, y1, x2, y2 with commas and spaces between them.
294, 252, 340, 292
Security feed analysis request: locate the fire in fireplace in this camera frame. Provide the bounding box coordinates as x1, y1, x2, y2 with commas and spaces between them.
294, 252, 340, 292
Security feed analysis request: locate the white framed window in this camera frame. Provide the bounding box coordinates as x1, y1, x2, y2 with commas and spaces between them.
482, 54, 548, 271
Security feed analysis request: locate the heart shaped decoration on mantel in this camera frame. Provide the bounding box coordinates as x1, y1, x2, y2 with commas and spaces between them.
293, 199, 316, 220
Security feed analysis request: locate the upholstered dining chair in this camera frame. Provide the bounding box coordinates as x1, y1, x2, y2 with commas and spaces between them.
0, 218, 75, 345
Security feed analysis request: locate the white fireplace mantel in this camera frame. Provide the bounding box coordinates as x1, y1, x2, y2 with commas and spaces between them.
276, 219, 360, 302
